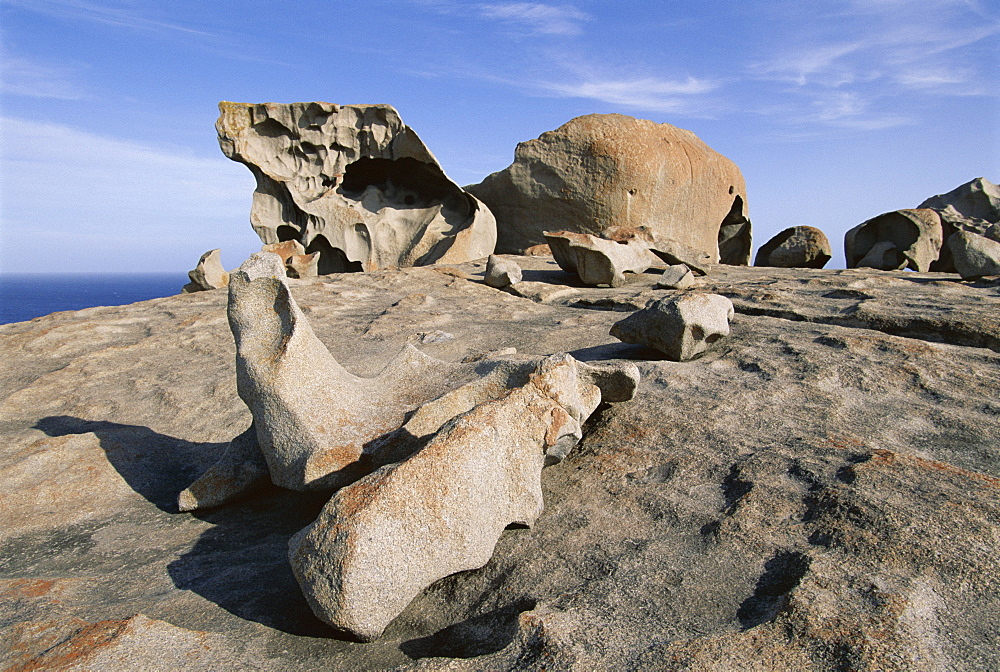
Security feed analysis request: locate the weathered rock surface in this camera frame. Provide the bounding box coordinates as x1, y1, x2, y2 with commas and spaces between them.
918, 176, 1000, 226
467, 114, 751, 264
610, 293, 734, 361
755, 225, 832, 269
290, 354, 634, 642
948, 230, 1000, 279
181, 248, 229, 293
217, 101, 496, 272
483, 255, 522, 288
2, 255, 999, 670
845, 208, 943, 271
544, 230, 658, 287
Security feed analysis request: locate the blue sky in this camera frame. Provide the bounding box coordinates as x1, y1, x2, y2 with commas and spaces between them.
1, 0, 997, 273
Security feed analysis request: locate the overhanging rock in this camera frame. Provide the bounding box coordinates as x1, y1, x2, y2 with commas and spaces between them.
217, 102, 497, 273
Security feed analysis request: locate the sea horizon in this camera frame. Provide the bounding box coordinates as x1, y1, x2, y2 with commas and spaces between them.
0, 272, 189, 325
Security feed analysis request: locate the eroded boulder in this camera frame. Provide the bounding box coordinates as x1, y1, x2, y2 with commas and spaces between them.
544, 231, 658, 287
181, 249, 229, 293
483, 255, 522, 288
948, 230, 1000, 279
217, 102, 496, 273
656, 264, 695, 289
755, 226, 831, 269
845, 209, 943, 272
289, 353, 638, 642
467, 114, 751, 264
218, 252, 486, 492
611, 293, 734, 361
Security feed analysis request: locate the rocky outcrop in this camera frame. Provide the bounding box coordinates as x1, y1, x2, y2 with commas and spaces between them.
918, 176, 1000, 227
181, 249, 229, 293
754, 226, 831, 269
610, 293, 734, 361
217, 102, 496, 273
290, 353, 636, 642
3, 255, 1000, 670
467, 114, 751, 264
845, 208, 943, 271
544, 231, 658, 287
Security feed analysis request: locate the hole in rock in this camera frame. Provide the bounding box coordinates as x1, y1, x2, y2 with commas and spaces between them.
718, 195, 752, 265
305, 235, 364, 274
339, 157, 458, 209
276, 225, 299, 242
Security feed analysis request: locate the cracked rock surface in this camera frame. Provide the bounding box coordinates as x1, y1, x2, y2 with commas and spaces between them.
1, 256, 998, 670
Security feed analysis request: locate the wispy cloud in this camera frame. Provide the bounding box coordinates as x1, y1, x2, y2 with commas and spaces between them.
541, 76, 719, 114
0, 117, 256, 272
3, 0, 217, 37
477, 2, 589, 36
0, 58, 90, 100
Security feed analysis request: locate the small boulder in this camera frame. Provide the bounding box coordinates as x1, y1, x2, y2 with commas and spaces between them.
544, 231, 657, 287
656, 264, 695, 289
856, 240, 904, 270
754, 226, 832, 269
948, 230, 1000, 279
261, 240, 306, 262
484, 255, 523, 288
610, 293, 734, 361
845, 209, 943, 272
181, 249, 229, 293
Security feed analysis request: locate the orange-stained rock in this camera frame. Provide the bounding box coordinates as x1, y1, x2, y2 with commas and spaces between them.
467, 114, 750, 264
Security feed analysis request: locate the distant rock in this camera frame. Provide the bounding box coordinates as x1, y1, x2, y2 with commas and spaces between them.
655, 264, 695, 289
610, 293, 734, 361
261, 240, 307, 262
845, 209, 943, 271
544, 230, 658, 287
754, 226, 831, 269
285, 252, 320, 279
467, 114, 751, 264
918, 176, 1000, 225
484, 255, 522, 288
947, 230, 1000, 279
217, 101, 496, 273
181, 248, 229, 293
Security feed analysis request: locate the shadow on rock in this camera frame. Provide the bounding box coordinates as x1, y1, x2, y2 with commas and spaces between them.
168, 487, 334, 637
399, 597, 537, 660
737, 550, 811, 629
34, 415, 226, 513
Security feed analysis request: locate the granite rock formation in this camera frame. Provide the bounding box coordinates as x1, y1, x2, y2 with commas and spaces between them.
181, 249, 229, 293
544, 231, 658, 287
217, 102, 496, 272
2, 255, 999, 670
845, 209, 943, 271
948, 230, 1000, 279
290, 353, 636, 642
467, 114, 751, 264
755, 226, 832, 269
655, 264, 695, 289
610, 293, 735, 361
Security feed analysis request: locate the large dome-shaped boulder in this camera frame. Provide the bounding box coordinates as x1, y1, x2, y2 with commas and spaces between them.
466, 114, 751, 264
217, 102, 496, 273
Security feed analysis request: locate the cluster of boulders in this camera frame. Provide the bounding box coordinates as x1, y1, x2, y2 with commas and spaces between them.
844, 177, 1000, 278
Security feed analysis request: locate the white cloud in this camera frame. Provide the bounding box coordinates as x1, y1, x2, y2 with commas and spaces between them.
0, 117, 258, 273
477, 2, 590, 36
3, 0, 217, 37
541, 76, 719, 114
0, 57, 90, 100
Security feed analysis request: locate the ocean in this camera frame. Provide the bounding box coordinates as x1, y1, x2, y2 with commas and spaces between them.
0, 273, 188, 325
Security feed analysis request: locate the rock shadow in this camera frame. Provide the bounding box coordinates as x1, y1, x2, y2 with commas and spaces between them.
167, 487, 333, 637
569, 342, 662, 362
33, 415, 333, 637
399, 597, 536, 660
34, 415, 225, 513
